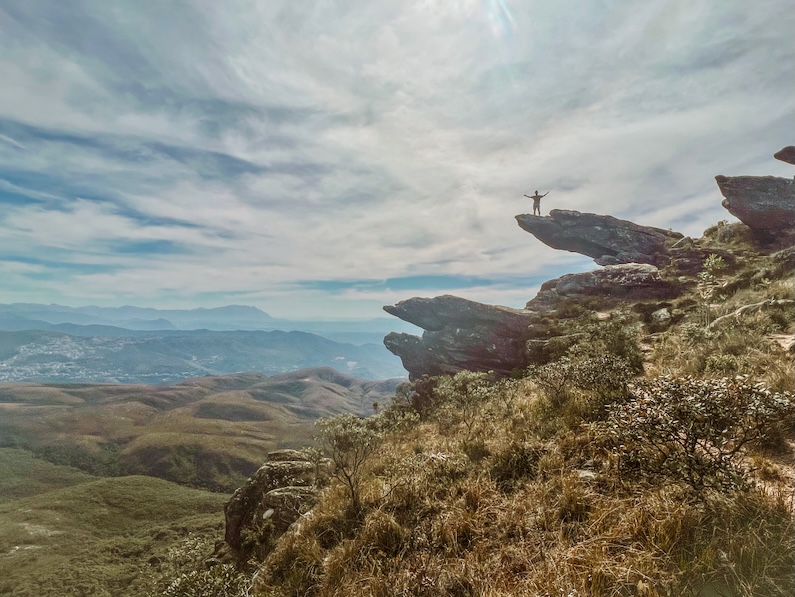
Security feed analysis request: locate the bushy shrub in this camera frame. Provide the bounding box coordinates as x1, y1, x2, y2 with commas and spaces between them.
527, 355, 633, 418
390, 376, 441, 419
149, 535, 252, 597
432, 370, 494, 435
606, 376, 795, 493
704, 354, 738, 373
162, 565, 251, 597
572, 315, 645, 374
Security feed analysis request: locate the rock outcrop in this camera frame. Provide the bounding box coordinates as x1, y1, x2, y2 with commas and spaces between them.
382, 266, 689, 380
516, 210, 682, 267
383, 296, 535, 380
223, 450, 328, 563
526, 264, 683, 312
714, 175, 795, 240
774, 146, 795, 165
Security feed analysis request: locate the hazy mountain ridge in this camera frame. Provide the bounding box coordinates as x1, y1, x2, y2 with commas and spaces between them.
0, 303, 421, 338
0, 328, 406, 383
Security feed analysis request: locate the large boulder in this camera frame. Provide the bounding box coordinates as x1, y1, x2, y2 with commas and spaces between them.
714, 175, 795, 239
383, 295, 535, 380
515, 210, 682, 267
223, 451, 328, 562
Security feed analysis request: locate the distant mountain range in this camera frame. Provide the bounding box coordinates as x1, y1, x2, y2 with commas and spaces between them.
0, 303, 419, 343
0, 328, 407, 384
0, 303, 417, 383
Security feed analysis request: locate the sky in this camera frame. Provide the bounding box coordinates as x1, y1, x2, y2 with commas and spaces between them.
0, 0, 793, 320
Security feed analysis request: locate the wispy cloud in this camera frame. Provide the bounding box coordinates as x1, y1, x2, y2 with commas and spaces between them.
0, 0, 792, 318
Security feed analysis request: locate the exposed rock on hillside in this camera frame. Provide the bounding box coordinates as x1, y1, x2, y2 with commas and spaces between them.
515, 210, 682, 267
714, 175, 795, 239
223, 450, 329, 563
526, 264, 683, 312
774, 146, 795, 165
383, 296, 535, 380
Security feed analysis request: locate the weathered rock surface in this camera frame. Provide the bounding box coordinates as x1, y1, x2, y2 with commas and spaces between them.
526, 264, 684, 312
516, 210, 682, 267
774, 146, 795, 165
224, 450, 328, 562
714, 175, 795, 235
383, 295, 535, 380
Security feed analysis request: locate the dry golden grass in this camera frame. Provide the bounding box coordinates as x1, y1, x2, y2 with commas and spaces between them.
253, 378, 794, 597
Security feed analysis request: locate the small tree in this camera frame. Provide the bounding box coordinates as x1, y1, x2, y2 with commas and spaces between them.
697, 253, 727, 326
315, 414, 381, 515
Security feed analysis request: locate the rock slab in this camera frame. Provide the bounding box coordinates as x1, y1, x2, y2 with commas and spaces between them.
526, 264, 683, 312
516, 210, 682, 267
774, 146, 795, 165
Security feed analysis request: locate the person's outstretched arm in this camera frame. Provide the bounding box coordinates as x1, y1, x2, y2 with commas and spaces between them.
542, 191, 549, 197
524, 194, 532, 198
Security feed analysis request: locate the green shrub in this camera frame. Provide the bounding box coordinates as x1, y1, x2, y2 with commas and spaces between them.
432, 371, 494, 436
390, 377, 441, 419
162, 565, 251, 597
705, 354, 738, 373
572, 315, 644, 374
606, 376, 795, 493
527, 355, 633, 418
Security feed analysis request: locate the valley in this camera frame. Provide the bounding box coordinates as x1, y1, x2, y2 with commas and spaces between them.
0, 368, 402, 490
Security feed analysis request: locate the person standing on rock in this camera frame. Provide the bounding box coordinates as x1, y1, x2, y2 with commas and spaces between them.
524, 190, 550, 216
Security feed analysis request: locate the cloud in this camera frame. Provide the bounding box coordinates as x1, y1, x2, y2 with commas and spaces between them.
0, 0, 793, 319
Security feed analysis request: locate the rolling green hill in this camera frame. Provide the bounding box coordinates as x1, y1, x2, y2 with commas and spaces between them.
0, 449, 226, 597
0, 368, 402, 491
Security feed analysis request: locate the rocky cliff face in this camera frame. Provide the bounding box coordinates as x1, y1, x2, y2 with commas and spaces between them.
382, 265, 687, 379
526, 264, 683, 312
515, 210, 682, 267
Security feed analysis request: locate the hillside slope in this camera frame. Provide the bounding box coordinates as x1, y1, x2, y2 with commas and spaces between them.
230, 149, 795, 597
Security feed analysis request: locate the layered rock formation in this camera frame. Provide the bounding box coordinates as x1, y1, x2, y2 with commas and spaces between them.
383, 296, 535, 380
515, 210, 682, 267
714, 175, 795, 240
223, 449, 329, 563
